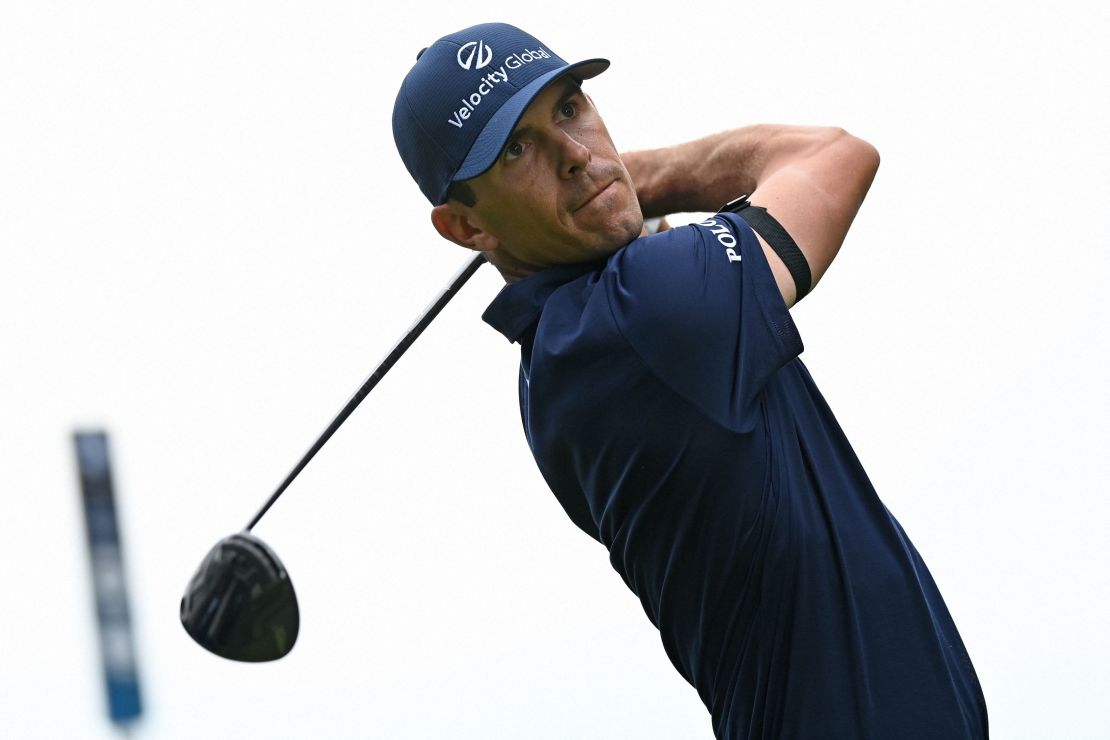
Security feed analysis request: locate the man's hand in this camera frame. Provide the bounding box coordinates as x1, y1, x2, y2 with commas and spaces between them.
621, 126, 879, 307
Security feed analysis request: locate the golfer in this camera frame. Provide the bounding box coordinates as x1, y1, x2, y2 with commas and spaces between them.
393, 22, 988, 739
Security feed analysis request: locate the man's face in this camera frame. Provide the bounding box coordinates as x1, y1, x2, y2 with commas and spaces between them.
459, 79, 643, 271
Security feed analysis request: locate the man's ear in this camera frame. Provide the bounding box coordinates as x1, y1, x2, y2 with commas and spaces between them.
430, 204, 499, 253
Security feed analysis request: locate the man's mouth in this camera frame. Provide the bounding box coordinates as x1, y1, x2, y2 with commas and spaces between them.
573, 180, 614, 212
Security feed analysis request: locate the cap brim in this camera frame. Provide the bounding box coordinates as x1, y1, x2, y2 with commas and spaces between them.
451, 58, 609, 189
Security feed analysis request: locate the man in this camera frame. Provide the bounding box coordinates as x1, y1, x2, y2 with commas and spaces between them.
393, 22, 988, 739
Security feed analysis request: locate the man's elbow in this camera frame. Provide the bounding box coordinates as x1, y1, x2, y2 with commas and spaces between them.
811, 129, 880, 253
830, 128, 880, 193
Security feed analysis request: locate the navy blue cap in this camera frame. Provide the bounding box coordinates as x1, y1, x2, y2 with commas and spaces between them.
393, 23, 609, 204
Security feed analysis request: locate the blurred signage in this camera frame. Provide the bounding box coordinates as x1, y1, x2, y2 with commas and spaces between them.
74, 431, 143, 725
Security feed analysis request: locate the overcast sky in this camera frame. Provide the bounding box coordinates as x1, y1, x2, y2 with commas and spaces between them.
2, 1, 1108, 738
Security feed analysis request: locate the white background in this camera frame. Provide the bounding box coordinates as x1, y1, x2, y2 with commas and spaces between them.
2, 1, 1108, 738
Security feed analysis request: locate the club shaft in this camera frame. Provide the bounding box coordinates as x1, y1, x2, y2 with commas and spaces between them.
244, 254, 485, 532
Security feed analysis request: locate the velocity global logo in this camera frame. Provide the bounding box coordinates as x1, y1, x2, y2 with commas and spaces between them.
446, 47, 552, 130
457, 40, 493, 70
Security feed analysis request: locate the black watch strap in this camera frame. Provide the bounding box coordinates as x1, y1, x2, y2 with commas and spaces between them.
719, 195, 812, 301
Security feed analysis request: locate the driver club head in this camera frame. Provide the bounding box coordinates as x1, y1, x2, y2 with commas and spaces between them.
179, 255, 484, 662
180, 532, 299, 662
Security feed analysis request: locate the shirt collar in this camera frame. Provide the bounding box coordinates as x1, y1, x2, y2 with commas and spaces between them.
482, 259, 606, 344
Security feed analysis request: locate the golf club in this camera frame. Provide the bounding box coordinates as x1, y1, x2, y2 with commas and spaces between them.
180, 254, 485, 662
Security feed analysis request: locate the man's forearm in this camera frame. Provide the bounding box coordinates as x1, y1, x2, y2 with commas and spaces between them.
622, 125, 858, 217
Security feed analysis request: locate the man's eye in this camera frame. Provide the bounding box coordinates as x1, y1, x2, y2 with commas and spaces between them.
559, 102, 577, 119
504, 141, 525, 160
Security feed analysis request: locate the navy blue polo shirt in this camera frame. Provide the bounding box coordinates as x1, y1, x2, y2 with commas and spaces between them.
482, 212, 988, 739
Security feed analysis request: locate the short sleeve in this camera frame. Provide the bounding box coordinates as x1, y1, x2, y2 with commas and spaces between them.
604, 212, 803, 433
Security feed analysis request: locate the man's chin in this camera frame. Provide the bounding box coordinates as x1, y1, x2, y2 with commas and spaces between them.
578, 220, 644, 260
615, 207, 647, 246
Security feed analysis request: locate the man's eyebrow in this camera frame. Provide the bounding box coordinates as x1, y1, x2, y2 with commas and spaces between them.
505, 121, 533, 148
503, 81, 585, 150
553, 80, 583, 107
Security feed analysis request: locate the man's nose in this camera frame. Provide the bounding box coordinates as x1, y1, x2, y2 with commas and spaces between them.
555, 129, 591, 178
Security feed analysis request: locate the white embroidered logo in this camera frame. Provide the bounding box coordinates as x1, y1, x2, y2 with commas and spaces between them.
697, 217, 742, 263
457, 40, 493, 70
446, 47, 552, 130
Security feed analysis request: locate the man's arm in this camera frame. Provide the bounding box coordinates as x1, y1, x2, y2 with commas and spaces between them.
621, 125, 880, 307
